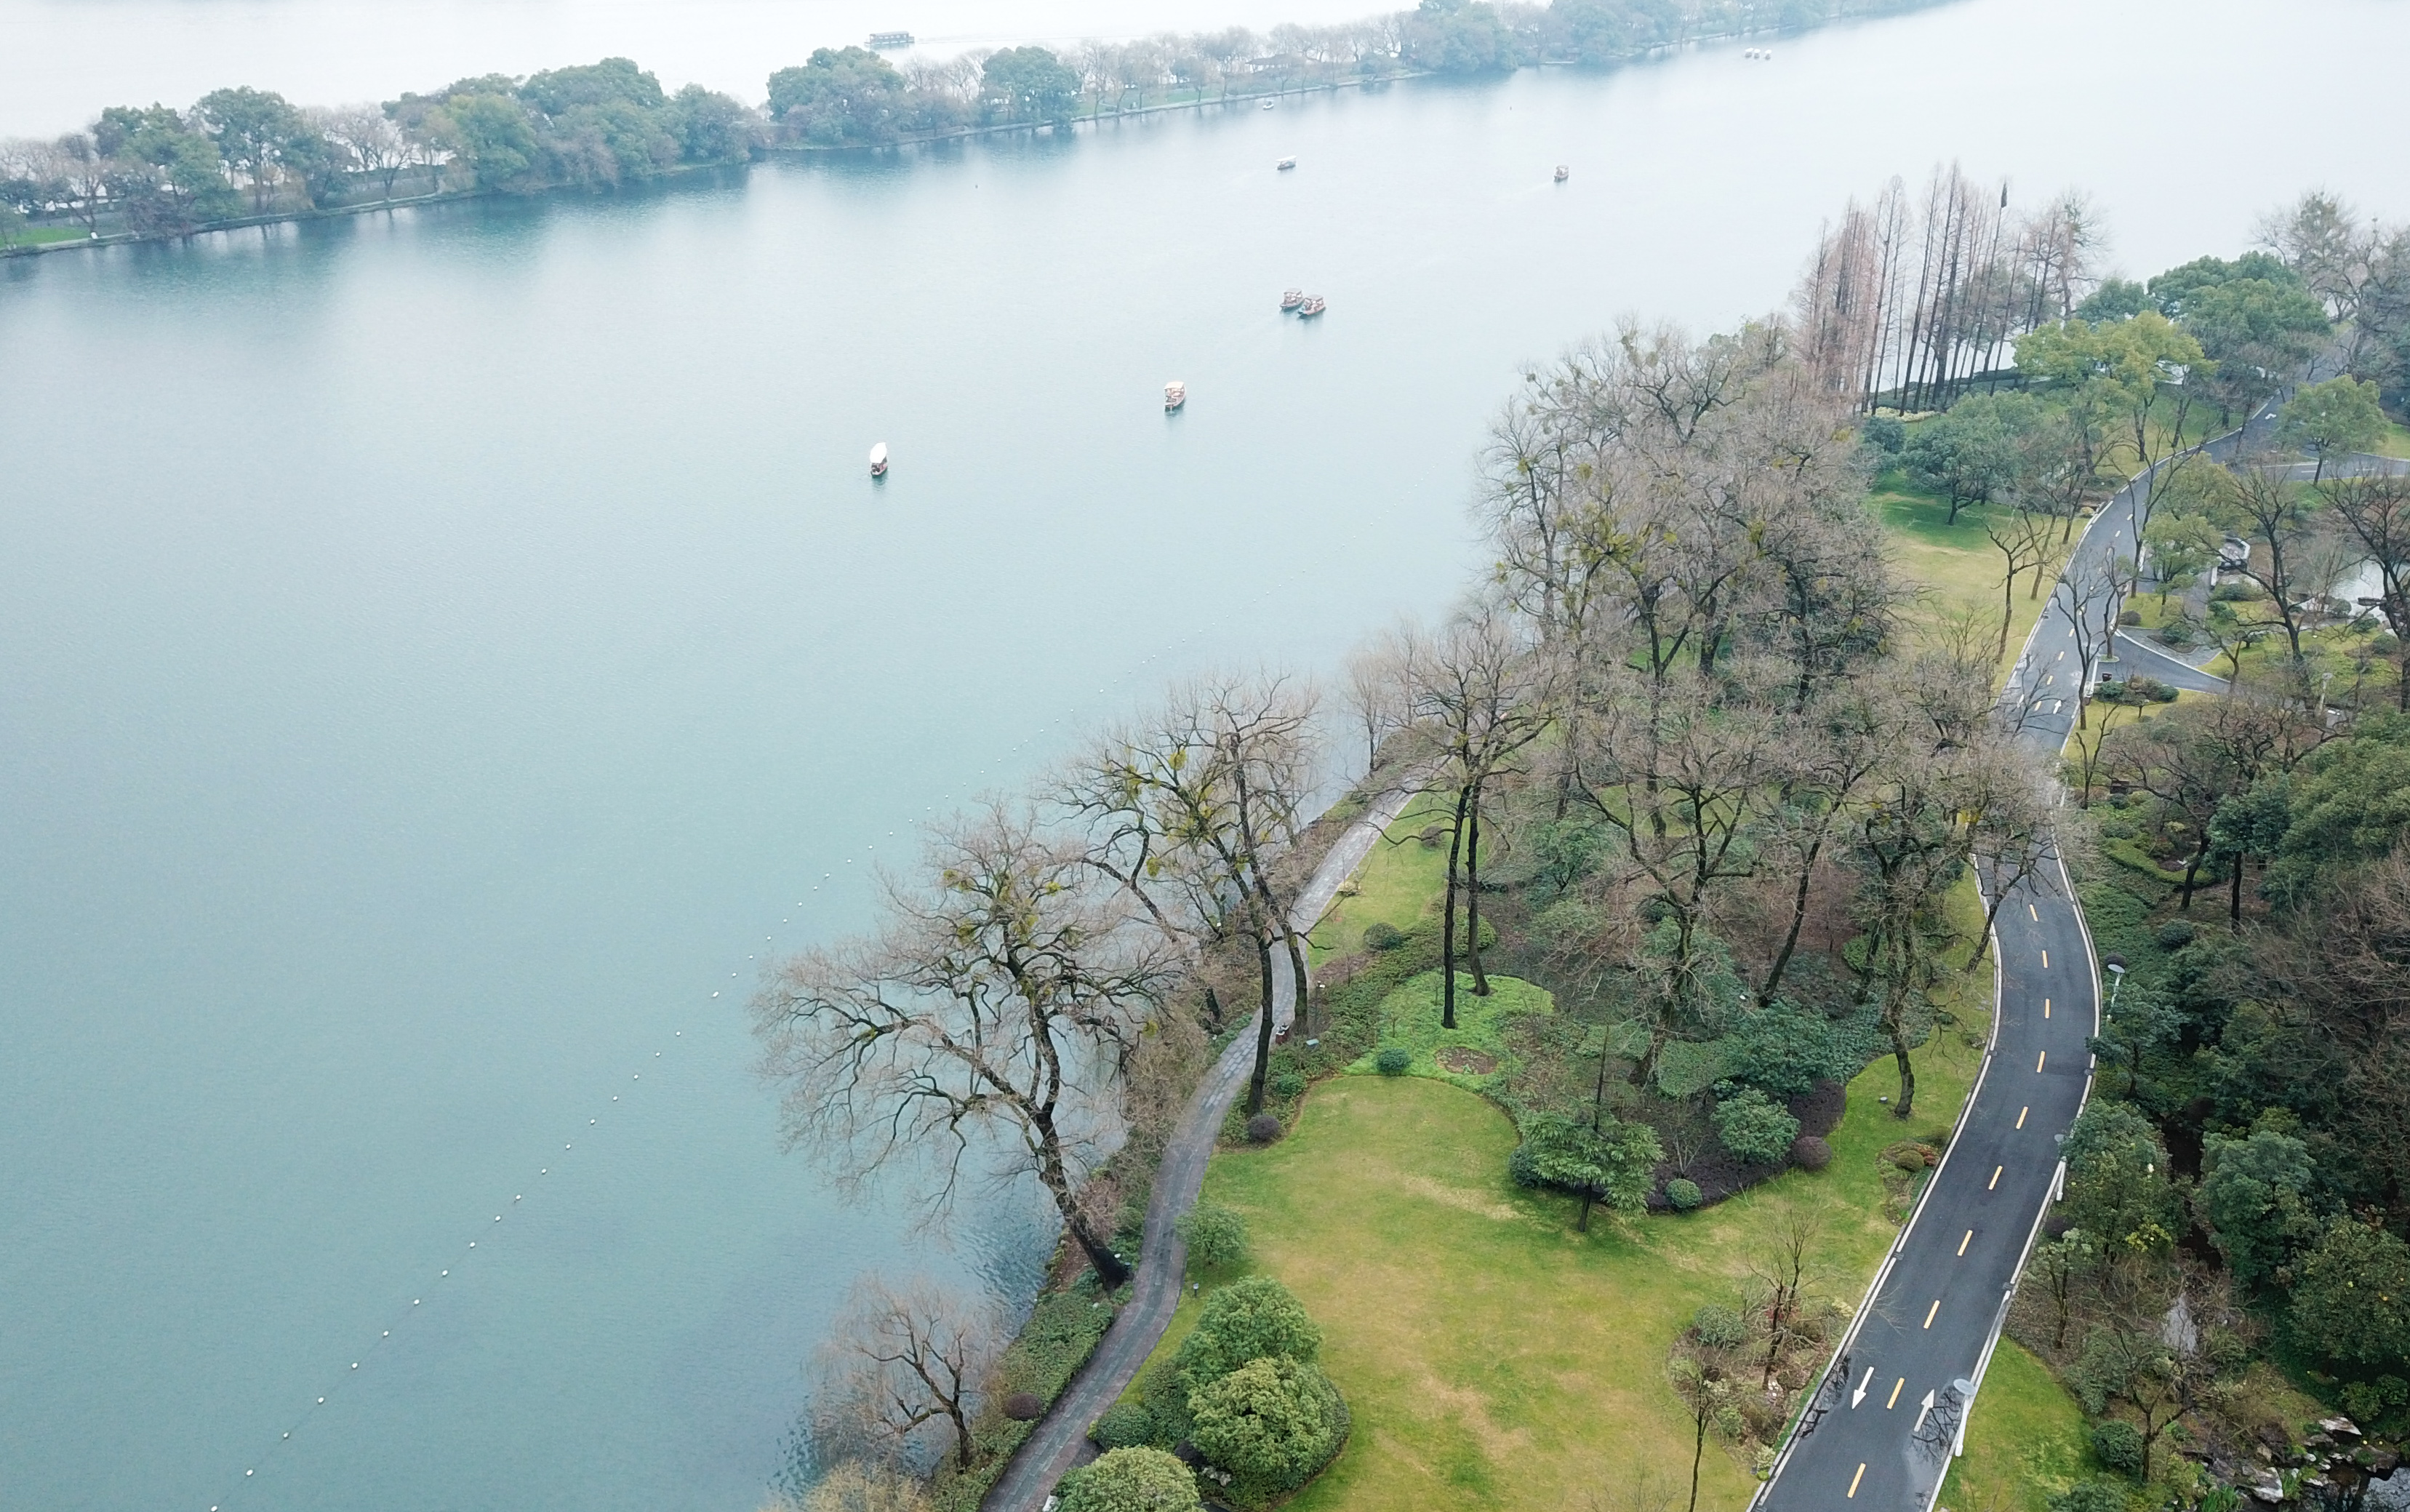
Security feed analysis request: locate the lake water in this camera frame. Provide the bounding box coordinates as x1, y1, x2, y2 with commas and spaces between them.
4, 1, 2407, 1509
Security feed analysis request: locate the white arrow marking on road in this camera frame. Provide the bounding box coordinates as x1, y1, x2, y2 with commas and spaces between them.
1852, 1366, 1874, 1406
1913, 1388, 1937, 1433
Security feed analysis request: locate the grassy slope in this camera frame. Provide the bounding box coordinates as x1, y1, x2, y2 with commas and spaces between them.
1939, 1340, 2092, 1512
1306, 796, 1452, 968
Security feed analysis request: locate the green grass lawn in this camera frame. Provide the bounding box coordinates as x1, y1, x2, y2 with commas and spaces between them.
1132, 922, 1992, 1512
1871, 473, 2058, 684
2373, 417, 2410, 460
1939, 1340, 2092, 1512
3, 225, 90, 247
1307, 795, 1452, 967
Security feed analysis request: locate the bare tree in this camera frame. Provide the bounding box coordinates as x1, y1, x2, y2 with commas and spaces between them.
1060, 673, 1321, 1115
751, 807, 1175, 1287
319, 103, 410, 202
1747, 1199, 1827, 1389
2225, 463, 2321, 665
811, 1274, 1001, 1472
790, 1460, 931, 1512
2326, 473, 2410, 710
1340, 628, 1415, 775
1405, 603, 1546, 1026
1985, 506, 2058, 662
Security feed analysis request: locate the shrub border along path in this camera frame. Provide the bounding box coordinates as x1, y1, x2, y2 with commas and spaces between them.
981, 772, 1429, 1512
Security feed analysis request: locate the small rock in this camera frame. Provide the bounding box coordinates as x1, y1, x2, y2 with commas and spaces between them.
2320, 1416, 2363, 1440
2251, 1475, 2285, 1503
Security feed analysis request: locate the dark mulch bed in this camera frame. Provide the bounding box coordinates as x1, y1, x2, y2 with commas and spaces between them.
1641, 1079, 1850, 1210
1436, 1046, 1498, 1075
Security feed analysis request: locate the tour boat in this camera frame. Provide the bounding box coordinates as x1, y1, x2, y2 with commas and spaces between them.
1298, 295, 1326, 317
1276, 156, 1297, 171
1280, 289, 1305, 311
1164, 380, 1187, 411
869, 441, 889, 476
1260, 99, 1275, 109
1554, 164, 1570, 182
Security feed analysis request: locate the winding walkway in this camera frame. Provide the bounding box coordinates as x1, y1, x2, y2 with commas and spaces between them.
982, 776, 1425, 1512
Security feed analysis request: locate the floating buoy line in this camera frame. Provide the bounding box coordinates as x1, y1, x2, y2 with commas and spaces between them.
200, 560, 1324, 1509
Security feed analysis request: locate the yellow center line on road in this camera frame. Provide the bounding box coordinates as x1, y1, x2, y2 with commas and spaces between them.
2038, 1050, 2048, 1073
1849, 1463, 1867, 1497
2029, 903, 2038, 921
2045, 999, 2051, 1018
1990, 1165, 2003, 1189
2042, 949, 2050, 967
2017, 1105, 2029, 1129
1923, 1300, 1941, 1329
1887, 1377, 1905, 1409
1959, 1229, 1974, 1256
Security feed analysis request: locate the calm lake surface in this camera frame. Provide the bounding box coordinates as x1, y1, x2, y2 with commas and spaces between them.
4, 1, 2406, 1508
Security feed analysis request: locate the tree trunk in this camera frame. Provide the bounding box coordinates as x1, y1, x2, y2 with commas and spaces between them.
1245, 932, 1276, 1115
1688, 1412, 1705, 1512
2229, 854, 2245, 926
1065, 1205, 1132, 1289
1575, 1190, 1594, 1233
1441, 784, 1470, 1030
1467, 780, 1490, 997
1760, 839, 1822, 1001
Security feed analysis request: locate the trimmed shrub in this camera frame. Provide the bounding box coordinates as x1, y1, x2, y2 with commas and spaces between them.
1692, 1303, 1749, 1351
2089, 1419, 2145, 1478
1790, 1135, 1833, 1172
1713, 1087, 1801, 1165
1361, 921, 1406, 952
1174, 1276, 1321, 1393
1665, 1177, 1702, 1210
1054, 1446, 1202, 1512
1270, 1069, 1306, 1097
1139, 1354, 1195, 1447
1002, 1391, 1044, 1421
2155, 919, 2198, 949
2049, 1478, 2128, 1512
1244, 1113, 1283, 1144
1174, 1202, 1249, 1272
1374, 1046, 1412, 1076
1187, 1355, 1348, 1496
2118, 608, 2142, 626
1091, 1401, 1156, 1450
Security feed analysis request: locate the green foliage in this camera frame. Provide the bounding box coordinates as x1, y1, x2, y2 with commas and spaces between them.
1140, 1353, 1196, 1447
2089, 1418, 2145, 1478
1090, 1400, 1157, 1451
1721, 1000, 1880, 1097
2278, 377, 2387, 470
1054, 1447, 1201, 1512
2262, 718, 2410, 906
1664, 1177, 1702, 1210
2142, 511, 2222, 600
2060, 1102, 2185, 1265
193, 86, 308, 209
1507, 1111, 1661, 1225
2076, 278, 2150, 322
1713, 1088, 1801, 1166
1174, 1202, 1249, 1272
2289, 1217, 2410, 1374
1374, 1046, 1412, 1076
2193, 1129, 2319, 1291
1401, 0, 1527, 74
1187, 1355, 1348, 1495
1690, 1303, 1749, 1351
424, 91, 543, 188
981, 47, 1080, 124
2048, 1476, 2129, 1512
1174, 1276, 1321, 1395
1905, 392, 2043, 522
1361, 921, 1406, 953
2148, 251, 2304, 319
1860, 415, 1907, 454
768, 47, 910, 145
94, 103, 242, 232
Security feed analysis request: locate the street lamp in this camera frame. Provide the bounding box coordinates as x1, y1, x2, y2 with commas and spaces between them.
2102, 955, 2127, 1017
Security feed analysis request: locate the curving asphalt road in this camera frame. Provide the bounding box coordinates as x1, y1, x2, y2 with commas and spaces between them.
982, 776, 1425, 1512
1753, 405, 2318, 1511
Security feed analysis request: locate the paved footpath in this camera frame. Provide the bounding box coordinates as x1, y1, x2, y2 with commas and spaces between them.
982, 776, 1425, 1512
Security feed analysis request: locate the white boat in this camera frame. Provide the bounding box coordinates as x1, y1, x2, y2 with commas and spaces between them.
869, 441, 889, 476
1276, 156, 1297, 170
1280, 288, 1305, 311
1298, 295, 1326, 317
1164, 380, 1187, 411
1260, 99, 1275, 110
1554, 164, 1569, 182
